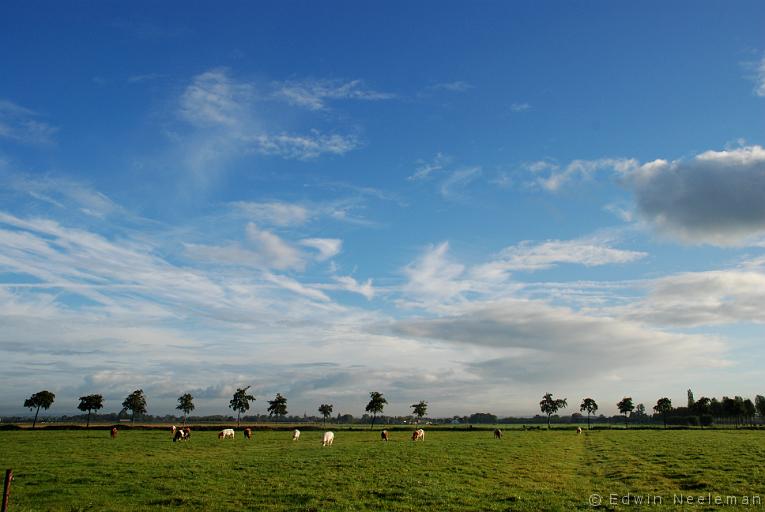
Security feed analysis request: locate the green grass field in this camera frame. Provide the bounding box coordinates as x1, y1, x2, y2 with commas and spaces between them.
1, 428, 764, 511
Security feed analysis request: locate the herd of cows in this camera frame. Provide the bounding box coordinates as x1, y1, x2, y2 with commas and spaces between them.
106, 425, 585, 443
106, 426, 442, 444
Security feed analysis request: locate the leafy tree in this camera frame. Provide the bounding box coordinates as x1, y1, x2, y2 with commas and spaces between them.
365, 392, 387, 429
743, 398, 756, 426
267, 393, 288, 422
653, 397, 672, 428
318, 404, 333, 425
616, 397, 634, 428
229, 386, 256, 426
580, 398, 598, 430
755, 395, 765, 422
687, 389, 695, 408
77, 394, 104, 428
176, 393, 195, 425
539, 393, 567, 429
411, 401, 428, 422
693, 397, 712, 428
24, 390, 55, 429
122, 389, 147, 423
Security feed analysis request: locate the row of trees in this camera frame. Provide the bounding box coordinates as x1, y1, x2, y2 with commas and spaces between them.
24, 387, 765, 429
22, 388, 428, 429
539, 390, 765, 429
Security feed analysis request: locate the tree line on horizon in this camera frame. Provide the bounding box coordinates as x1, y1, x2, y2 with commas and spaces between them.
18, 388, 765, 429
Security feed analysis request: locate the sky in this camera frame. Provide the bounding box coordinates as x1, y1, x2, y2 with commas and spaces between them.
1, 2, 764, 418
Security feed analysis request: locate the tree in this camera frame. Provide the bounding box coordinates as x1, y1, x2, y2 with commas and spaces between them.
755, 395, 765, 423
267, 393, 288, 422
77, 394, 103, 428
687, 389, 695, 408
176, 393, 195, 425
229, 386, 256, 426
539, 393, 567, 429
318, 404, 333, 426
617, 397, 634, 428
411, 401, 428, 422
743, 398, 756, 426
693, 397, 712, 428
365, 392, 387, 429
580, 398, 598, 430
24, 390, 55, 429
653, 397, 672, 428
122, 389, 147, 423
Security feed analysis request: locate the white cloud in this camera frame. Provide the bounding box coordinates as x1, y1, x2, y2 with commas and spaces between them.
231, 201, 310, 227
534, 157, 637, 192
754, 55, 765, 97
300, 238, 342, 261
510, 102, 531, 112
0, 100, 58, 145
408, 153, 451, 181
439, 166, 482, 199
615, 269, 765, 327
245, 223, 305, 270
274, 79, 394, 111
332, 275, 375, 300
402, 242, 471, 306
179, 68, 254, 128
246, 131, 360, 160
391, 298, 727, 385
427, 81, 473, 93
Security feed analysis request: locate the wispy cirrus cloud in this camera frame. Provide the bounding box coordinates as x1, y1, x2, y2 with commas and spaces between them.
426, 81, 473, 93
175, 69, 362, 177
0, 100, 58, 145
273, 79, 395, 111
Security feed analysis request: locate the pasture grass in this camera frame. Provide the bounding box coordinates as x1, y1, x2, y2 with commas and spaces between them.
1, 428, 764, 511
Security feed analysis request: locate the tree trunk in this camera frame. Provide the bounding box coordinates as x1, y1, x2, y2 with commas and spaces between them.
587, 413, 591, 430
547, 414, 551, 430
87, 410, 91, 428
32, 406, 40, 429
371, 414, 376, 429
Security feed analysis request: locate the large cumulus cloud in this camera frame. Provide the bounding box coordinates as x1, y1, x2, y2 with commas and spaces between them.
625, 145, 765, 245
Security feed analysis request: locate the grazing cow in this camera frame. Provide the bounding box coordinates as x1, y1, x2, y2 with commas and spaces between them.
494, 429, 502, 439
576, 427, 583, 434
381, 430, 389, 442
218, 428, 235, 440
292, 429, 300, 441
321, 431, 334, 447
243, 428, 252, 439
173, 427, 191, 442
412, 429, 425, 442
110, 427, 118, 439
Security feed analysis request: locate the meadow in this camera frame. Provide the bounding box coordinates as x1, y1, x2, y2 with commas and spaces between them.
1, 428, 764, 511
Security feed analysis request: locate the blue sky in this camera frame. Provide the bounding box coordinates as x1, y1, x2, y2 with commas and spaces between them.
1, 2, 765, 418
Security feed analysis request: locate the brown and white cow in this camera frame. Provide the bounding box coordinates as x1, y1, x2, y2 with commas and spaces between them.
494, 428, 502, 439
381, 430, 389, 442
110, 427, 118, 439
411, 429, 425, 442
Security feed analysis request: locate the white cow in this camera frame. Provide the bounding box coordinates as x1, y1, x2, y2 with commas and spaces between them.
292, 429, 301, 441
322, 431, 334, 446
412, 429, 425, 442
218, 428, 235, 439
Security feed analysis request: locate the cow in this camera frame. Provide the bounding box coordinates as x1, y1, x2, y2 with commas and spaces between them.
292, 429, 300, 441
494, 428, 502, 439
243, 428, 252, 439
321, 431, 334, 447
576, 427, 583, 434
412, 429, 425, 442
173, 427, 190, 442
110, 427, 118, 439
218, 428, 235, 439
381, 430, 389, 442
